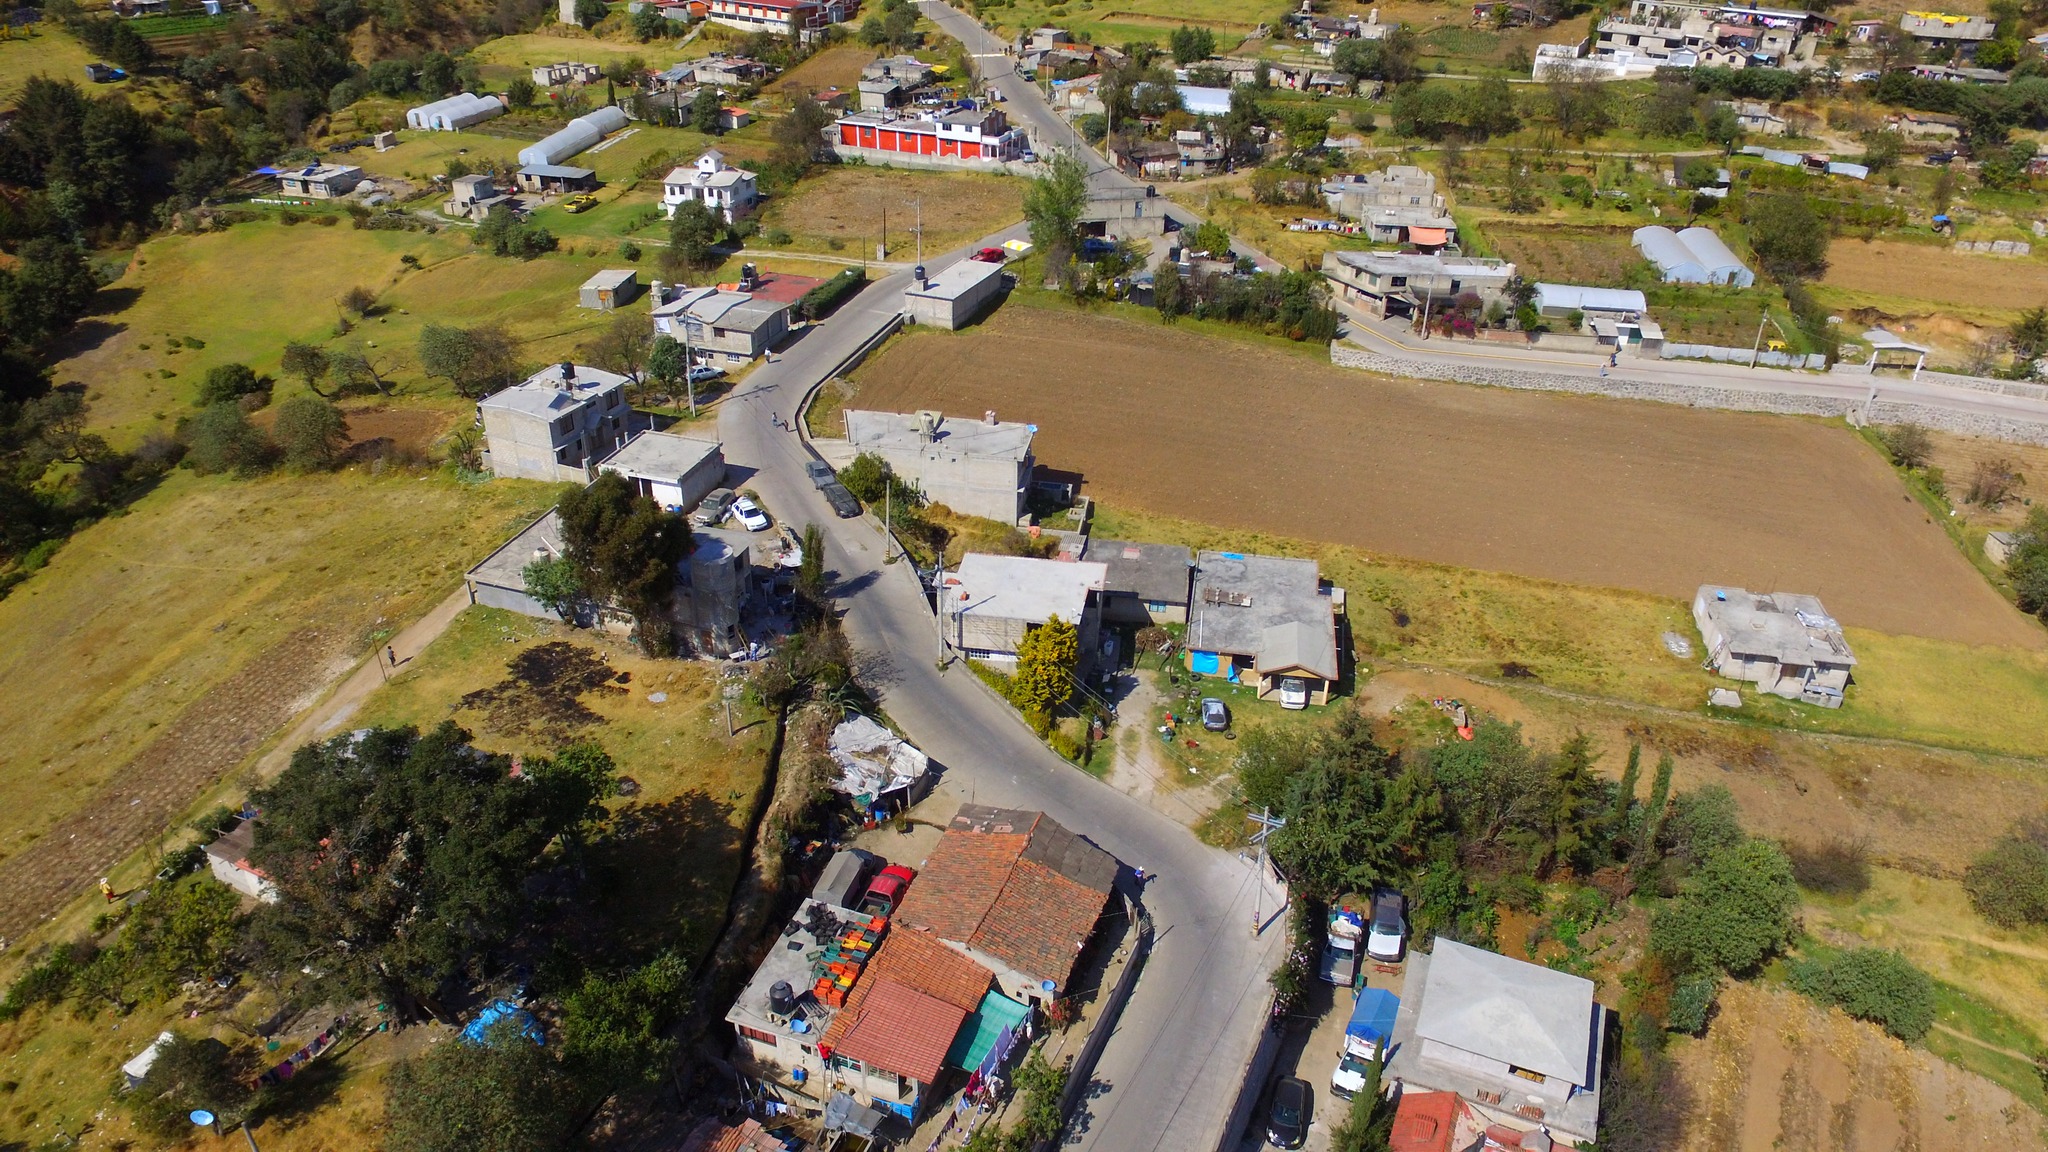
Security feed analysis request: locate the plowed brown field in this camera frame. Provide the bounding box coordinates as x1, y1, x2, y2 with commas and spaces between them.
851, 307, 2041, 649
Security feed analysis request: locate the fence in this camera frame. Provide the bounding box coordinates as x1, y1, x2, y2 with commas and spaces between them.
1045, 894, 1154, 1149
1663, 342, 1828, 370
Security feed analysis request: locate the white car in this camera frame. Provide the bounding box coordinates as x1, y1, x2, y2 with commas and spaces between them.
1366, 891, 1406, 963
1278, 676, 1310, 710
731, 496, 771, 532
687, 364, 725, 385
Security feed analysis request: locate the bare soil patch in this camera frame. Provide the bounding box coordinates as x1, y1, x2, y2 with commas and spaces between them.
761, 167, 1023, 256
772, 44, 876, 97
1922, 428, 2048, 531
852, 306, 2037, 648
1673, 981, 2045, 1150
1824, 237, 2046, 317
1483, 222, 1646, 285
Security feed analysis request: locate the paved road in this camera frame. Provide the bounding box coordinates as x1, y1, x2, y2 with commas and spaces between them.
717, 257, 1286, 1152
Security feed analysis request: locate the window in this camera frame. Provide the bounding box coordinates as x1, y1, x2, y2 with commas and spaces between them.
1390, 275, 1407, 288
736, 1025, 777, 1045
1509, 1064, 1547, 1083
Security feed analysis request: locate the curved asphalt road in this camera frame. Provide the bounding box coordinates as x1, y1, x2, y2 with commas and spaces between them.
717, 253, 1287, 1152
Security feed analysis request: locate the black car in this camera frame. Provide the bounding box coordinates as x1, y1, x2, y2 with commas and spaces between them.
1266, 1075, 1309, 1148
821, 481, 861, 519
804, 459, 836, 489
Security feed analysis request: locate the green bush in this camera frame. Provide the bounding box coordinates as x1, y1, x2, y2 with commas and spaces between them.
0, 943, 87, 1021
1963, 812, 2048, 927
797, 267, 866, 321
1788, 947, 1935, 1042
1666, 973, 1718, 1035
194, 362, 270, 407
1649, 838, 1800, 977
178, 402, 274, 477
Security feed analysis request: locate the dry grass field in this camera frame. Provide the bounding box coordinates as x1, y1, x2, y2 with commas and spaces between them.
757, 166, 1024, 257
1823, 237, 2048, 319
1484, 222, 1647, 285
851, 305, 2038, 649
772, 43, 879, 98
0, 24, 95, 109
1921, 428, 2048, 532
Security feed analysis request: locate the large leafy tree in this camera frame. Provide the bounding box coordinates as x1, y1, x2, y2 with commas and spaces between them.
385, 1019, 580, 1152
273, 394, 349, 472
560, 951, 692, 1087
664, 198, 726, 276
418, 324, 520, 398
1649, 837, 1800, 976
1022, 148, 1090, 286
1746, 193, 1831, 282
1013, 614, 1079, 716
246, 724, 617, 1004
556, 472, 693, 656
1271, 750, 1443, 900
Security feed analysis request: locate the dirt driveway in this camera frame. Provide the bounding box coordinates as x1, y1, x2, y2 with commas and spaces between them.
852, 307, 2039, 649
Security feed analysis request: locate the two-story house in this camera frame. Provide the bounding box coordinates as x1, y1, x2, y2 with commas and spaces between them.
1321, 250, 1517, 320
476, 362, 634, 482
662, 149, 760, 222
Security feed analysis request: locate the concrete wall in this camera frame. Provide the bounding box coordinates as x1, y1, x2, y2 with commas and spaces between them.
1327, 343, 2048, 447
481, 407, 586, 482
906, 272, 1005, 331
468, 579, 564, 622
867, 442, 1028, 523
831, 147, 1043, 177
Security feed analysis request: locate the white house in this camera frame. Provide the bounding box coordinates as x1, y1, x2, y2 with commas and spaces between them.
1693, 585, 1856, 707
663, 150, 760, 222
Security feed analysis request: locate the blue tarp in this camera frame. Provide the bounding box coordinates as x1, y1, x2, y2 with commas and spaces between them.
1190, 651, 1220, 675
1346, 988, 1399, 1049
461, 999, 545, 1046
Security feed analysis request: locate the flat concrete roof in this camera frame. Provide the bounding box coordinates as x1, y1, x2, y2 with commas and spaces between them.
1081, 538, 1192, 605
478, 363, 630, 421
466, 510, 566, 593
844, 409, 1034, 461
1697, 585, 1856, 667
1187, 551, 1338, 676
952, 554, 1104, 626
724, 898, 865, 1043
581, 268, 637, 290
905, 258, 1005, 303
597, 430, 722, 481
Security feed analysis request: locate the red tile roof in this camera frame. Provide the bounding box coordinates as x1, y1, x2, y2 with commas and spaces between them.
1390, 1091, 1462, 1152
893, 831, 1026, 943
862, 926, 993, 1014
825, 977, 968, 1085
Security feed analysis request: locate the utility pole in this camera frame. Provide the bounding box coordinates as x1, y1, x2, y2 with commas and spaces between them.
914, 198, 923, 266
881, 203, 888, 262
933, 553, 949, 665
1247, 807, 1287, 936
1749, 311, 1768, 368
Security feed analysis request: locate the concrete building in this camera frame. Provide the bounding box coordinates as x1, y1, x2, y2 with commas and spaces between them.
1187, 551, 1344, 708
276, 163, 362, 199
1590, 0, 1834, 72
1693, 585, 1855, 707
1082, 186, 1174, 243
1081, 538, 1193, 625
858, 54, 934, 110
903, 259, 1007, 330
703, 0, 843, 36
531, 62, 602, 86
1387, 939, 1610, 1147
203, 821, 278, 903
579, 268, 640, 311
677, 527, 753, 652
832, 106, 1029, 166
944, 553, 1105, 669
1321, 250, 1517, 320
842, 409, 1034, 523
1632, 225, 1754, 287
663, 150, 760, 223
1900, 10, 1996, 56
515, 164, 598, 195
595, 430, 726, 512
1533, 283, 1662, 351
650, 284, 793, 363
465, 510, 580, 621
442, 173, 514, 221
477, 362, 634, 482
895, 804, 1120, 1003
1322, 166, 1456, 247
692, 54, 773, 87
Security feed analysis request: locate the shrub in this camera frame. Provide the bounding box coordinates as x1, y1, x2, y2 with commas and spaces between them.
1666, 973, 1718, 1035
797, 267, 867, 321
273, 395, 350, 472
1788, 947, 1935, 1042
194, 363, 270, 407
1880, 424, 1932, 469
1963, 813, 2048, 927
178, 403, 273, 477
1787, 836, 1871, 896
1649, 838, 1800, 977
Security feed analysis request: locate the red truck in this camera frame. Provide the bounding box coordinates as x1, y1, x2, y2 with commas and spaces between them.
858, 863, 917, 917
970, 246, 1007, 264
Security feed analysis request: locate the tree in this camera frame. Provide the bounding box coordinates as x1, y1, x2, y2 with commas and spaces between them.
1609, 741, 1641, 847
632, 4, 666, 40
664, 198, 726, 275
195, 362, 270, 407
772, 91, 834, 171
273, 394, 349, 472
858, 14, 888, 45
474, 205, 558, 259
1649, 838, 1800, 976
1023, 147, 1090, 285
1547, 68, 1614, 140
2008, 305, 2048, 362
795, 522, 827, 620
418, 324, 519, 398
881, 4, 918, 49
126, 1033, 250, 1138
560, 951, 691, 1089
1788, 947, 1935, 1041
368, 58, 414, 97
1880, 423, 1933, 469
384, 1018, 579, 1152
419, 51, 458, 97
1459, 77, 1519, 139
1545, 730, 1601, 873
1746, 194, 1830, 281
556, 472, 693, 656
1154, 266, 1189, 320
577, 312, 653, 382
1639, 80, 1697, 139
330, 349, 396, 397
1013, 614, 1079, 716
247, 724, 616, 1003
1502, 151, 1540, 214
1662, 784, 1745, 872
0, 238, 102, 350
1170, 24, 1216, 65
647, 334, 689, 400
1964, 810, 2048, 927
1188, 220, 1231, 257
1425, 718, 1550, 868
179, 403, 273, 477
1859, 128, 1904, 173
281, 341, 333, 399
522, 554, 586, 620
690, 86, 724, 134
506, 76, 537, 109
1273, 754, 1443, 902
573, 0, 608, 29
1390, 81, 1458, 139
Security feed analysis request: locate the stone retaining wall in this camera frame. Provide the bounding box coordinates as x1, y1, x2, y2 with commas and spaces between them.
1328, 343, 2048, 446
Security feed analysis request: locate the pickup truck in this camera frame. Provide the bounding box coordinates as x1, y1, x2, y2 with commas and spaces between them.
1331, 987, 1399, 1099
1318, 903, 1365, 986
857, 863, 916, 917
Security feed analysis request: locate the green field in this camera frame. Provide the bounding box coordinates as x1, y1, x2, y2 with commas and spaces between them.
0, 23, 96, 109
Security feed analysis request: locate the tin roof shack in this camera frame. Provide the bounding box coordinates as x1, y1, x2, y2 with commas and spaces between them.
477, 362, 634, 482
1321, 250, 1516, 320
943, 554, 1106, 672
203, 821, 278, 903
1081, 538, 1193, 624
596, 430, 726, 513
894, 804, 1119, 1004
904, 258, 1007, 331
842, 409, 1035, 523
1187, 551, 1344, 708
1387, 938, 1610, 1147
516, 164, 599, 194
121, 1032, 178, 1090
1693, 585, 1855, 707
579, 268, 641, 311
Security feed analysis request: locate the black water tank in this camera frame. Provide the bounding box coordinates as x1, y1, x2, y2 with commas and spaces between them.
768, 980, 796, 1017
913, 264, 927, 285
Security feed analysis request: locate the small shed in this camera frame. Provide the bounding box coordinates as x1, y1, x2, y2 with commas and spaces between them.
121, 1032, 177, 1089
1864, 328, 1928, 378
904, 259, 1006, 330
516, 164, 598, 194
203, 820, 279, 902
579, 268, 640, 311
1986, 531, 2018, 567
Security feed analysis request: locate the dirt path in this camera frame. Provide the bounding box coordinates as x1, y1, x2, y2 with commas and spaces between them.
1932, 1023, 2038, 1064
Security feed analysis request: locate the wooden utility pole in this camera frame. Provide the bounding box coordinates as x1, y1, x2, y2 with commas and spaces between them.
1247, 807, 1287, 936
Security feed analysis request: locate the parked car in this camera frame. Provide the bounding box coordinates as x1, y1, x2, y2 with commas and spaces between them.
693, 487, 736, 527
971, 246, 1007, 264
1851, 70, 1880, 82
1366, 890, 1406, 963
686, 364, 725, 384
805, 459, 836, 489
1266, 1076, 1309, 1148
732, 496, 770, 532
857, 863, 917, 917
1079, 237, 1117, 261
822, 481, 861, 518
563, 194, 598, 213
1277, 677, 1310, 710
1330, 1052, 1372, 1100
1926, 150, 1956, 165
1200, 697, 1230, 732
